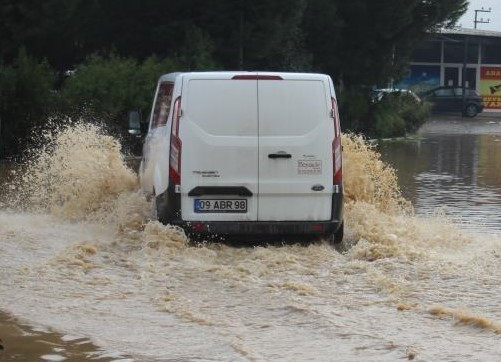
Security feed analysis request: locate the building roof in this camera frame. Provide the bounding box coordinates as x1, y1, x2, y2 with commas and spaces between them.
439, 27, 501, 38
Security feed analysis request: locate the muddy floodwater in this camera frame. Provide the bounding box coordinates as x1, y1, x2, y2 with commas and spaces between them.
379, 115, 501, 232
1, 116, 501, 361
0, 310, 119, 361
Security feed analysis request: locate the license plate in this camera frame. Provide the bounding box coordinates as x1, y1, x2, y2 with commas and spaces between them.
194, 199, 247, 213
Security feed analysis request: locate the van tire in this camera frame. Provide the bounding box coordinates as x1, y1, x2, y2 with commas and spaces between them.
152, 192, 169, 224
328, 222, 344, 245
151, 195, 158, 220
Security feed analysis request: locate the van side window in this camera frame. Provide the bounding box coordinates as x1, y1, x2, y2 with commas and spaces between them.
151, 82, 174, 128
434, 88, 454, 97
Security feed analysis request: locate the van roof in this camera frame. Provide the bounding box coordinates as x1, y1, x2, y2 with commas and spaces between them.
158, 71, 331, 83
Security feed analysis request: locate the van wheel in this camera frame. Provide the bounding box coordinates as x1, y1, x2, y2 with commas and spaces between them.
328, 222, 344, 245
151, 193, 167, 224
463, 104, 478, 117
150, 193, 159, 221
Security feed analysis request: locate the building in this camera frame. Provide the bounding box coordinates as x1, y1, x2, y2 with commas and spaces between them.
399, 27, 501, 112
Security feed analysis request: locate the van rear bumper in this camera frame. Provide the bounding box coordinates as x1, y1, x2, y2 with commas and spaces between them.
157, 185, 343, 237
170, 219, 343, 236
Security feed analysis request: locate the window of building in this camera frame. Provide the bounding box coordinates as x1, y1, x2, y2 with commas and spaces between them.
482, 39, 501, 64
411, 41, 441, 63
444, 41, 478, 63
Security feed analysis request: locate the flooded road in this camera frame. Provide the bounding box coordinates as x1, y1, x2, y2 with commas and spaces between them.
1, 118, 501, 361
379, 115, 501, 232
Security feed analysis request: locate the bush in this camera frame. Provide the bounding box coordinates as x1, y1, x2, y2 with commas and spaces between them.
338, 87, 371, 133
62, 54, 181, 118
399, 96, 430, 134
372, 93, 429, 138
373, 100, 407, 138
339, 87, 430, 139
59, 54, 183, 154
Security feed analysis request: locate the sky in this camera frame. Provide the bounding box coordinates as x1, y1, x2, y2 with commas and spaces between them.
457, 0, 501, 31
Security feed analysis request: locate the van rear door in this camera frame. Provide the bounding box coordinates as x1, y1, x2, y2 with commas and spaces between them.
180, 74, 259, 221
257, 74, 333, 221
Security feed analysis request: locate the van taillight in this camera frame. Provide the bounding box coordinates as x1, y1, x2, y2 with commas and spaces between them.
331, 97, 343, 185
333, 137, 342, 184
169, 97, 182, 185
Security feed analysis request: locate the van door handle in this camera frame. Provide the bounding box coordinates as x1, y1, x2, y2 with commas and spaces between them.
268, 152, 292, 159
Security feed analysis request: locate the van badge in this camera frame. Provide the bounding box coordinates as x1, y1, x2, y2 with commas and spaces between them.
298, 160, 322, 175
311, 184, 324, 191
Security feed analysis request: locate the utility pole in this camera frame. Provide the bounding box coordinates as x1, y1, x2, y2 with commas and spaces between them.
474, 7, 491, 29
462, 35, 468, 110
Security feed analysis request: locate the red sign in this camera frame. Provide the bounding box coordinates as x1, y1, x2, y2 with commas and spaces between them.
481, 67, 501, 80
480, 67, 501, 110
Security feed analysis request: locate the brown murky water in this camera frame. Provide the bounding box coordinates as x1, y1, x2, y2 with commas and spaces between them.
379, 115, 501, 232
0, 311, 123, 361
0, 117, 500, 361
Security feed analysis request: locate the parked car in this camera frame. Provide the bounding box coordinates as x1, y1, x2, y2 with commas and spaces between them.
370, 88, 421, 104
419, 86, 484, 117
129, 72, 344, 244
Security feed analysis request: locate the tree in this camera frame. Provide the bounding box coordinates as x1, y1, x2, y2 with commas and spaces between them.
0, 0, 88, 72
304, 0, 468, 87
0, 49, 54, 158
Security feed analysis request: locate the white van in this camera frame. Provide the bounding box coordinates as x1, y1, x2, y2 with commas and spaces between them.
130, 72, 344, 244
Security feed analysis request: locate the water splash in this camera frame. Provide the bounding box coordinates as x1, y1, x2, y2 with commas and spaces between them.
341, 133, 410, 214
10, 122, 139, 222
341, 133, 470, 261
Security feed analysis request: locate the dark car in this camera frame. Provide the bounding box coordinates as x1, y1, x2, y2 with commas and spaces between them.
419, 86, 484, 117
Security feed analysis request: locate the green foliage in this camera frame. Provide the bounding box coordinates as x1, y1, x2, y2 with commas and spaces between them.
0, 0, 315, 72
338, 88, 370, 133
399, 97, 431, 134
0, 0, 89, 71
339, 89, 430, 139
179, 25, 217, 70
62, 54, 180, 117
373, 101, 407, 138
305, 0, 468, 86
0, 0, 468, 79
240, 0, 311, 70
0, 48, 54, 157
372, 93, 430, 138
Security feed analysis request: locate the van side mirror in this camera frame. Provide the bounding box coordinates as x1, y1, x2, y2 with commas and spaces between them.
127, 111, 143, 136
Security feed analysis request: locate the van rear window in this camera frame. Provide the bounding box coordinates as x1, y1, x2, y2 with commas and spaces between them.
185, 80, 258, 136
259, 80, 328, 136
151, 82, 174, 128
